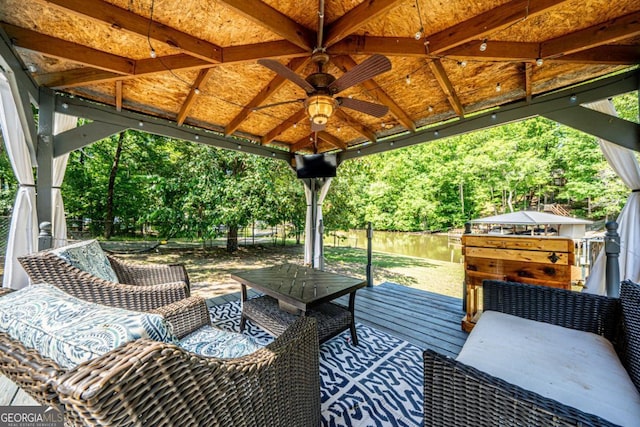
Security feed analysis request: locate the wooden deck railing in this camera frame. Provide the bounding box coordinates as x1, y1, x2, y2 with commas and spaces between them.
543, 203, 571, 217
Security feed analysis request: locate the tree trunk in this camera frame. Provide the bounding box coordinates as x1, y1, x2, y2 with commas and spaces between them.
282, 222, 286, 246
489, 187, 497, 215
197, 205, 203, 239
459, 181, 464, 215
104, 132, 125, 239
507, 190, 515, 213
227, 224, 239, 252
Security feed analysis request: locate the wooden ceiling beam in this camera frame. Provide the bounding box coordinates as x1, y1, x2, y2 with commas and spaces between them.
34, 0, 222, 63
36, 55, 212, 88
36, 40, 310, 89
37, 69, 133, 89
428, 59, 464, 118
216, 0, 315, 51
176, 69, 213, 125
541, 11, 640, 58
262, 108, 307, 145
225, 57, 310, 136
524, 63, 533, 103
316, 144, 338, 154
222, 41, 308, 63
329, 37, 640, 66
324, 0, 404, 47
328, 36, 426, 57
2, 23, 134, 74
317, 131, 347, 151
334, 109, 377, 142
115, 80, 123, 111
331, 55, 415, 132
291, 133, 315, 153
551, 45, 640, 65
426, 0, 568, 54
444, 40, 540, 62
133, 55, 211, 74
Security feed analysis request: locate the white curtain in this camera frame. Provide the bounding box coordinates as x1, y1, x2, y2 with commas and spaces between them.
52, 114, 77, 248
303, 178, 332, 267
315, 178, 332, 268
0, 74, 37, 289
584, 99, 640, 295
304, 182, 313, 265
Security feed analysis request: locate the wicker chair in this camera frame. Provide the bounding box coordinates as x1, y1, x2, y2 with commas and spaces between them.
0, 293, 321, 427
18, 249, 190, 311
424, 279, 640, 427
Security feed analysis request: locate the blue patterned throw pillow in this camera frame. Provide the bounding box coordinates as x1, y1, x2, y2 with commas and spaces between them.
0, 284, 178, 369
180, 325, 261, 358
51, 239, 119, 282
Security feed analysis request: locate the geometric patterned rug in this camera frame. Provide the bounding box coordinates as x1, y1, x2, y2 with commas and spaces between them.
209, 301, 424, 427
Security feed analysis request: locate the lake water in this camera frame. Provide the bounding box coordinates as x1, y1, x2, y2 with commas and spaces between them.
327, 230, 462, 263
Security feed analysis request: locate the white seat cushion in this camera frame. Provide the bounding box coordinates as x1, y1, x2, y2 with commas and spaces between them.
51, 239, 119, 282
457, 310, 640, 427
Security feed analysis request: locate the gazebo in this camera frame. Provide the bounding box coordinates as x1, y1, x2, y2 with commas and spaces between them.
470, 210, 593, 238
0, 0, 638, 292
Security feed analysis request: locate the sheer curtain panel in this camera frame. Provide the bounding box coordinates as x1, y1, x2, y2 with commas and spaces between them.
0, 74, 37, 289
584, 99, 640, 295
303, 178, 332, 268
314, 178, 332, 268
52, 114, 77, 248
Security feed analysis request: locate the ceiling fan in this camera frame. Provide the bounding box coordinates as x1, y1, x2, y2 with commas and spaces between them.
256, 1, 392, 132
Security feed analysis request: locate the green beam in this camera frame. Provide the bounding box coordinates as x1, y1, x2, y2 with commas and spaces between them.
543, 106, 640, 151
53, 95, 291, 162
54, 121, 127, 157
36, 87, 54, 235
339, 69, 640, 162
0, 28, 38, 162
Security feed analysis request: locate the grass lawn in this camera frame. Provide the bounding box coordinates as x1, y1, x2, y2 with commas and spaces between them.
115, 243, 464, 300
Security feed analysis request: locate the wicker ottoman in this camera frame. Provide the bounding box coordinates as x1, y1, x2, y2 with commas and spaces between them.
242, 295, 354, 344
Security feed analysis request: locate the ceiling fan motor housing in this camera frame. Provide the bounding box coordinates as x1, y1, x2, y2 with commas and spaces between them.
306, 72, 336, 92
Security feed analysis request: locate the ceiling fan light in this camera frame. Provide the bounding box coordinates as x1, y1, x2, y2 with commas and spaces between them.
305, 94, 335, 126
314, 115, 329, 125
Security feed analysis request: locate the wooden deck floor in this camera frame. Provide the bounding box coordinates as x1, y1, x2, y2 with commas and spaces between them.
1, 282, 469, 406
210, 281, 468, 357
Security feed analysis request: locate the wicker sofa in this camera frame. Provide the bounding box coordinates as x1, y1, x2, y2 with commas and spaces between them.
0, 287, 320, 427
18, 239, 190, 311
424, 279, 640, 427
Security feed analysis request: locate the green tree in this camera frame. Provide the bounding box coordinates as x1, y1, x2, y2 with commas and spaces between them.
0, 144, 17, 214
64, 130, 173, 238
57, 91, 636, 241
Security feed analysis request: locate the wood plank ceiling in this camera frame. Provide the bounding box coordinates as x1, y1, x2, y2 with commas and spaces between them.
1, 0, 638, 154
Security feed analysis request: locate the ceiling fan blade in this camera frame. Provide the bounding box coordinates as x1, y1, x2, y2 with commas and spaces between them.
257, 59, 315, 94
328, 54, 392, 94
338, 97, 389, 118
252, 99, 304, 112
311, 121, 326, 132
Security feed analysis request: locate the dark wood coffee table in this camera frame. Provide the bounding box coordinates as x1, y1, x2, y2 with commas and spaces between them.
231, 263, 366, 345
